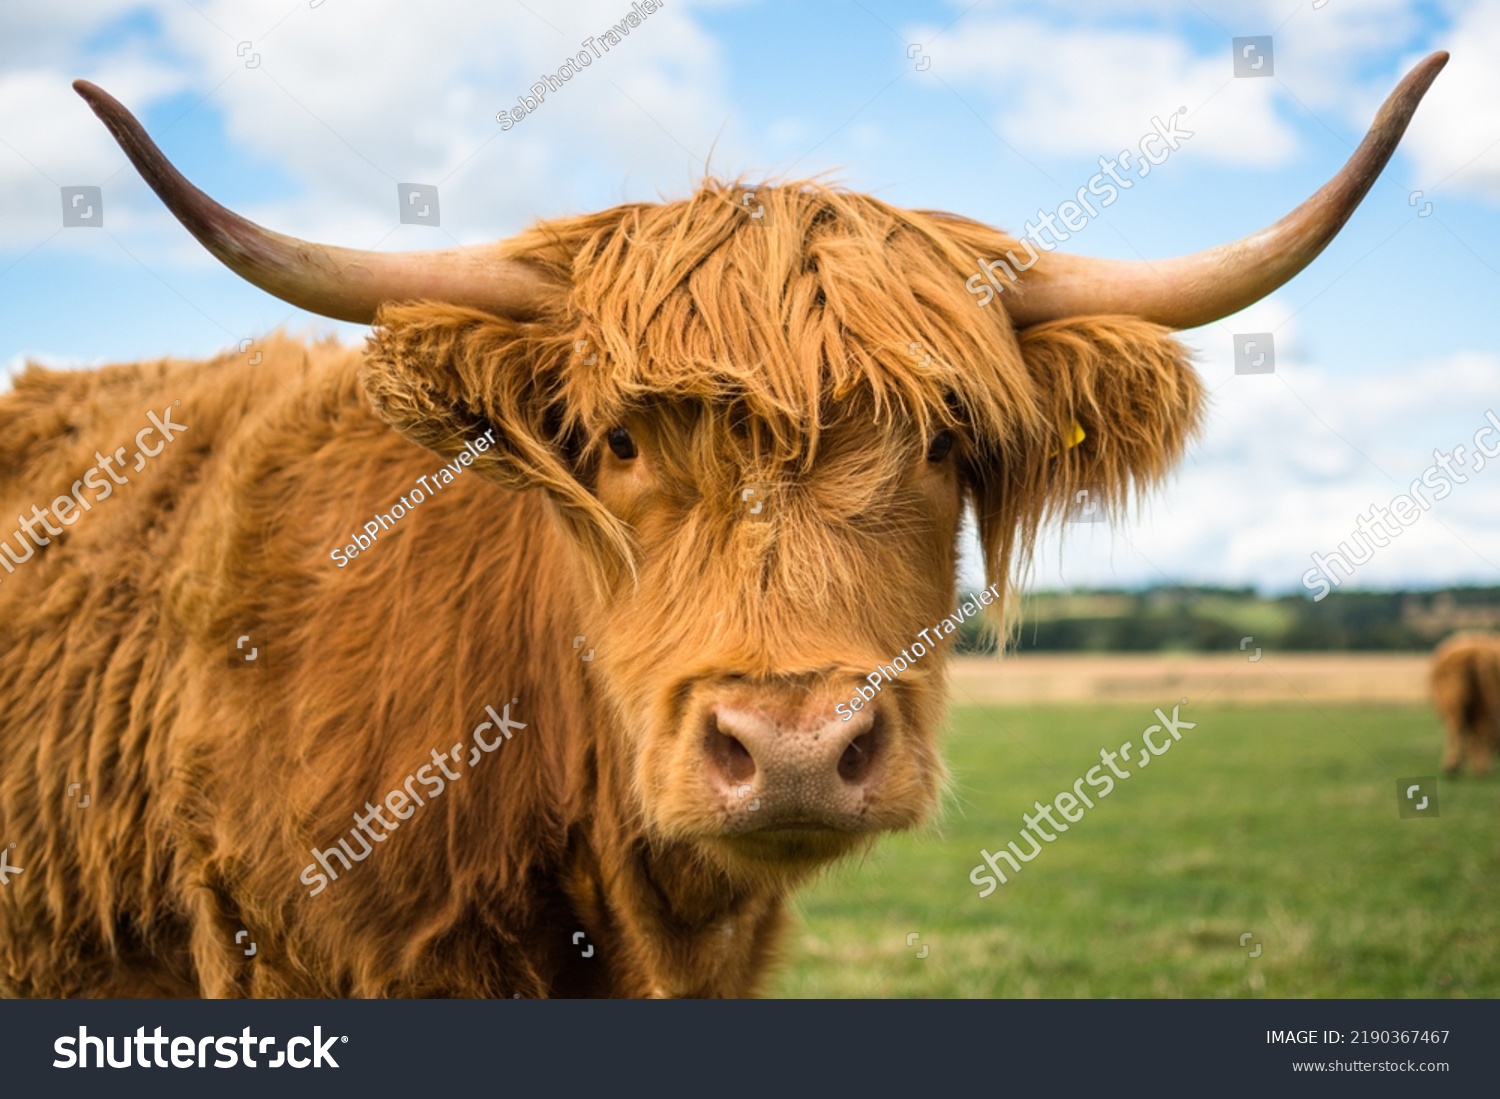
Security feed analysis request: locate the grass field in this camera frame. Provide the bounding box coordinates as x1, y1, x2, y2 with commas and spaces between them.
771, 701, 1500, 998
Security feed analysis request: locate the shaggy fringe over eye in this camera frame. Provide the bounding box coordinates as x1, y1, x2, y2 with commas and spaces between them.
366, 177, 1204, 621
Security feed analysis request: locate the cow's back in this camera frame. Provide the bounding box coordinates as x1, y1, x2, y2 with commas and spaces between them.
0, 340, 327, 994
0, 335, 586, 997
1431, 633, 1500, 735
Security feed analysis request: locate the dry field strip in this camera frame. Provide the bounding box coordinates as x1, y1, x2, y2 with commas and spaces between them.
948, 653, 1432, 705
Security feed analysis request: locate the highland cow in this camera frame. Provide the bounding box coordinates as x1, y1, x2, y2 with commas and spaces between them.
0, 55, 1446, 997
1432, 632, 1500, 776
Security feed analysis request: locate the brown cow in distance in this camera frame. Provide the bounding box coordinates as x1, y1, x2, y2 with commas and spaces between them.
0, 56, 1446, 998
1432, 633, 1500, 776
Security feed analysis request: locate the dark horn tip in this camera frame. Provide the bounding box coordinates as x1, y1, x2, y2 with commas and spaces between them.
1406, 50, 1449, 93
1372, 51, 1448, 134
73, 79, 108, 106
72, 80, 132, 131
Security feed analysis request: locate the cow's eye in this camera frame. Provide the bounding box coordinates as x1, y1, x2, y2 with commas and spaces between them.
607, 427, 638, 460
926, 430, 954, 463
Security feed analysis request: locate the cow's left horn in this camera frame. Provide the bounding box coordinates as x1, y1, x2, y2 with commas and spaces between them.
73, 80, 556, 324
1004, 51, 1447, 330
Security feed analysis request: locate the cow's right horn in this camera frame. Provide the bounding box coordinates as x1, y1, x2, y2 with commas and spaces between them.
1004, 51, 1448, 331
73, 80, 557, 324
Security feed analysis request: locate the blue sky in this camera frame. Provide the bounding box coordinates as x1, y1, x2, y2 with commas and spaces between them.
2, 0, 1497, 593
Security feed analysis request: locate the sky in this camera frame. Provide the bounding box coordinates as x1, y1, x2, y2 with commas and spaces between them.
1, 0, 1497, 595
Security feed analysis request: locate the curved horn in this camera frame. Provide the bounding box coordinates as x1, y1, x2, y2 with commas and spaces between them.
73, 80, 556, 324
1005, 51, 1448, 330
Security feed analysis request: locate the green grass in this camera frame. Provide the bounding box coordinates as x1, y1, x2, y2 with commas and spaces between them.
771, 702, 1500, 998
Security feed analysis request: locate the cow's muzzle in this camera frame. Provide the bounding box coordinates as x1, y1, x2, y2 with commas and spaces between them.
702, 696, 885, 835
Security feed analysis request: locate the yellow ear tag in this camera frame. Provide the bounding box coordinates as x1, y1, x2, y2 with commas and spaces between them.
1050, 420, 1086, 458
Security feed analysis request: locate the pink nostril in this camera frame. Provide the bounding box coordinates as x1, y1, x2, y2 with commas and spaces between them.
837, 730, 880, 785
706, 716, 758, 786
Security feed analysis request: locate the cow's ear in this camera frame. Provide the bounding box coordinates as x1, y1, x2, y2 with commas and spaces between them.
971, 315, 1204, 597
362, 302, 634, 581
362, 302, 576, 491
366, 302, 630, 542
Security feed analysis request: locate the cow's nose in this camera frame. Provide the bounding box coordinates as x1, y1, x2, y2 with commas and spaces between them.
704, 701, 882, 824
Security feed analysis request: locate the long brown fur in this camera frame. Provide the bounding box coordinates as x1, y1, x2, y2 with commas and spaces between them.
1431, 632, 1500, 776
0, 179, 1202, 997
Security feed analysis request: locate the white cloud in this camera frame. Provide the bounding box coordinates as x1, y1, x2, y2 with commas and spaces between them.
914, 0, 1460, 184
1396, 2, 1500, 203
1013, 339, 1500, 593
912, 15, 1298, 169
1272, 0, 1431, 111
0, 0, 743, 252
0, 60, 191, 246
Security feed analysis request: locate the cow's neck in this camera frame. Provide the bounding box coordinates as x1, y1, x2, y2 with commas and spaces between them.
545, 549, 795, 997
564, 723, 790, 998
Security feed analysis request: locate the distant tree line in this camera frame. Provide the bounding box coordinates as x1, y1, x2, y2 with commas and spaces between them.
952, 586, 1500, 654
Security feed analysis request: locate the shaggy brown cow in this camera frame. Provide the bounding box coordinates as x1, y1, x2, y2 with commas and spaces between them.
1432, 632, 1500, 776
0, 55, 1445, 998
